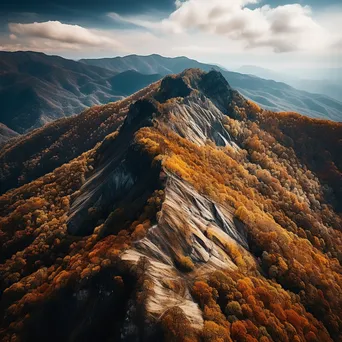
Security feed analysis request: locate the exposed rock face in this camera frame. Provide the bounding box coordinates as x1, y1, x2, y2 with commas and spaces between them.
67, 69, 241, 238
67, 99, 161, 236
121, 174, 252, 330
164, 96, 239, 148
66, 69, 253, 332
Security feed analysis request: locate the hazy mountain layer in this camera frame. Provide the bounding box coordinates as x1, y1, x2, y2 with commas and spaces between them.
79, 54, 217, 75
0, 82, 159, 195
0, 51, 341, 141
237, 65, 342, 103
0, 51, 162, 134
81, 54, 342, 121
1, 69, 342, 341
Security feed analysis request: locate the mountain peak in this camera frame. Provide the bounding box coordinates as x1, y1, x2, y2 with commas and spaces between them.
156, 69, 233, 112
66, 69, 238, 237
156, 71, 193, 102
198, 69, 233, 113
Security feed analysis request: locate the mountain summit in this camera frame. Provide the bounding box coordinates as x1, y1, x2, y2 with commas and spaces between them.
0, 69, 342, 341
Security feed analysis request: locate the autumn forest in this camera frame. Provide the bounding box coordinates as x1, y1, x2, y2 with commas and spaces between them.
0, 69, 342, 342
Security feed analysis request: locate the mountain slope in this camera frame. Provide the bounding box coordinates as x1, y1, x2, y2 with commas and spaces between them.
1, 51, 341, 136
1, 69, 342, 341
79, 54, 217, 75
237, 65, 342, 103
0, 123, 19, 145
107, 70, 162, 95
225, 71, 342, 121
81, 54, 342, 121
0, 81, 159, 195
0, 51, 162, 133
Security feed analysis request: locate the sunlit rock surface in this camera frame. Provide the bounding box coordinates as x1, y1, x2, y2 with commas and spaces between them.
121, 174, 253, 329
67, 69, 253, 331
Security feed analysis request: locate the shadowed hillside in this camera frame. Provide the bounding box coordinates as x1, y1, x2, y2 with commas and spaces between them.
0, 51, 162, 134
0, 123, 19, 145
0, 81, 159, 195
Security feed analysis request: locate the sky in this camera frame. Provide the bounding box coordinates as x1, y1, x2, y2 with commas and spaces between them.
0, 0, 341, 71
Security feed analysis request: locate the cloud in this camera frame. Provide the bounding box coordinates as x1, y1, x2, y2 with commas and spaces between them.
163, 0, 327, 52
113, 0, 330, 53
172, 44, 221, 53
8, 21, 120, 48
2, 2, 341, 68
107, 12, 163, 30
332, 38, 342, 51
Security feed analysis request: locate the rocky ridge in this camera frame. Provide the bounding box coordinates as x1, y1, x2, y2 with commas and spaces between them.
0, 69, 341, 341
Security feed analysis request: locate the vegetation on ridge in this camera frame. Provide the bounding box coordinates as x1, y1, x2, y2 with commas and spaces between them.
0, 69, 341, 341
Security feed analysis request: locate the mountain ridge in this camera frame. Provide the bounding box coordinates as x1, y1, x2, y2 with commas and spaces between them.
79, 53, 342, 122
1, 69, 341, 341
0, 51, 162, 134
0, 123, 19, 145
237, 65, 342, 102
0, 51, 341, 141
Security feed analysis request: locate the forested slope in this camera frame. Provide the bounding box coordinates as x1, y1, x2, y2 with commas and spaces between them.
0, 69, 341, 342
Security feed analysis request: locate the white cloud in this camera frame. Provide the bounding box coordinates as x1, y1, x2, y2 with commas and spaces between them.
2, 2, 341, 69
332, 38, 342, 51
173, 44, 221, 53
107, 12, 162, 31
160, 0, 329, 53
109, 0, 333, 53
8, 21, 120, 48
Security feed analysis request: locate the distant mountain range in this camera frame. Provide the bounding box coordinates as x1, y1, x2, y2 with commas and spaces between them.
237, 65, 342, 102
0, 51, 162, 133
81, 54, 342, 122
0, 51, 341, 142
79, 54, 219, 75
